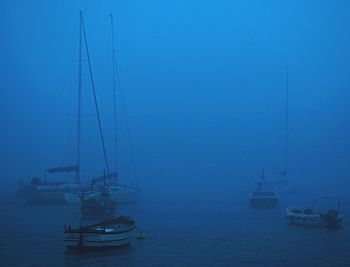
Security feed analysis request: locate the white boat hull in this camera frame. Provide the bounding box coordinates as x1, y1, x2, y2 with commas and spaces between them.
64, 232, 131, 248
285, 206, 342, 228
286, 215, 328, 227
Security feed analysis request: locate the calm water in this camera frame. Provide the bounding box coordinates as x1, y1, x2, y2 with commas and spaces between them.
1, 188, 349, 267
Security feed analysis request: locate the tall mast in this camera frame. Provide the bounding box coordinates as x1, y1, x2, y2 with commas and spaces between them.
75, 11, 83, 184
81, 13, 110, 173
110, 13, 119, 174
283, 65, 289, 182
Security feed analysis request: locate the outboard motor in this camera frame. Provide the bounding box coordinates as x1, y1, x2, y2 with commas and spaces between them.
326, 209, 339, 227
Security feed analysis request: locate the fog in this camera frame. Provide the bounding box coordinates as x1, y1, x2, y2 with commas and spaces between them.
1, 0, 350, 265
2, 1, 349, 199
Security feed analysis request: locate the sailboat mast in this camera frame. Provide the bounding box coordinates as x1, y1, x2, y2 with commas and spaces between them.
110, 13, 119, 174
75, 11, 83, 184
81, 14, 110, 173
284, 65, 289, 182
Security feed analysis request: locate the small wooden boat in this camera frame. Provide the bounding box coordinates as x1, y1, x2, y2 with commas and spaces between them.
64, 216, 136, 249
286, 197, 343, 228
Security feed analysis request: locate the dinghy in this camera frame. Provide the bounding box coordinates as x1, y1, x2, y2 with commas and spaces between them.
286, 197, 342, 228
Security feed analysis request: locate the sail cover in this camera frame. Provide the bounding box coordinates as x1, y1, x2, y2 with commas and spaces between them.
91, 171, 118, 184
47, 165, 80, 174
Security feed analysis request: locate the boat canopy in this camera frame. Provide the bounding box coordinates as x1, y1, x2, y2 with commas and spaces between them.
91, 171, 118, 184
47, 165, 80, 174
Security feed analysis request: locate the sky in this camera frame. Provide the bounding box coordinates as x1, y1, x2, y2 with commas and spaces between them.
1, 0, 350, 198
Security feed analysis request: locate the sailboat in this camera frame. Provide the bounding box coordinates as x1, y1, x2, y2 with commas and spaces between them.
249, 169, 279, 209
16, 14, 87, 204
16, 167, 81, 204
275, 65, 296, 193
64, 13, 140, 205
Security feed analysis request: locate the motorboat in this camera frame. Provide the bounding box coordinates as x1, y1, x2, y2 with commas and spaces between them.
286, 197, 343, 228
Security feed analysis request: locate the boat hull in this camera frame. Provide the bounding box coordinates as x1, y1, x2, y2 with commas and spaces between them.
64, 232, 131, 248
64, 216, 136, 249
18, 185, 81, 204
286, 215, 328, 227
250, 197, 279, 209
64, 187, 139, 205
285, 207, 342, 228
